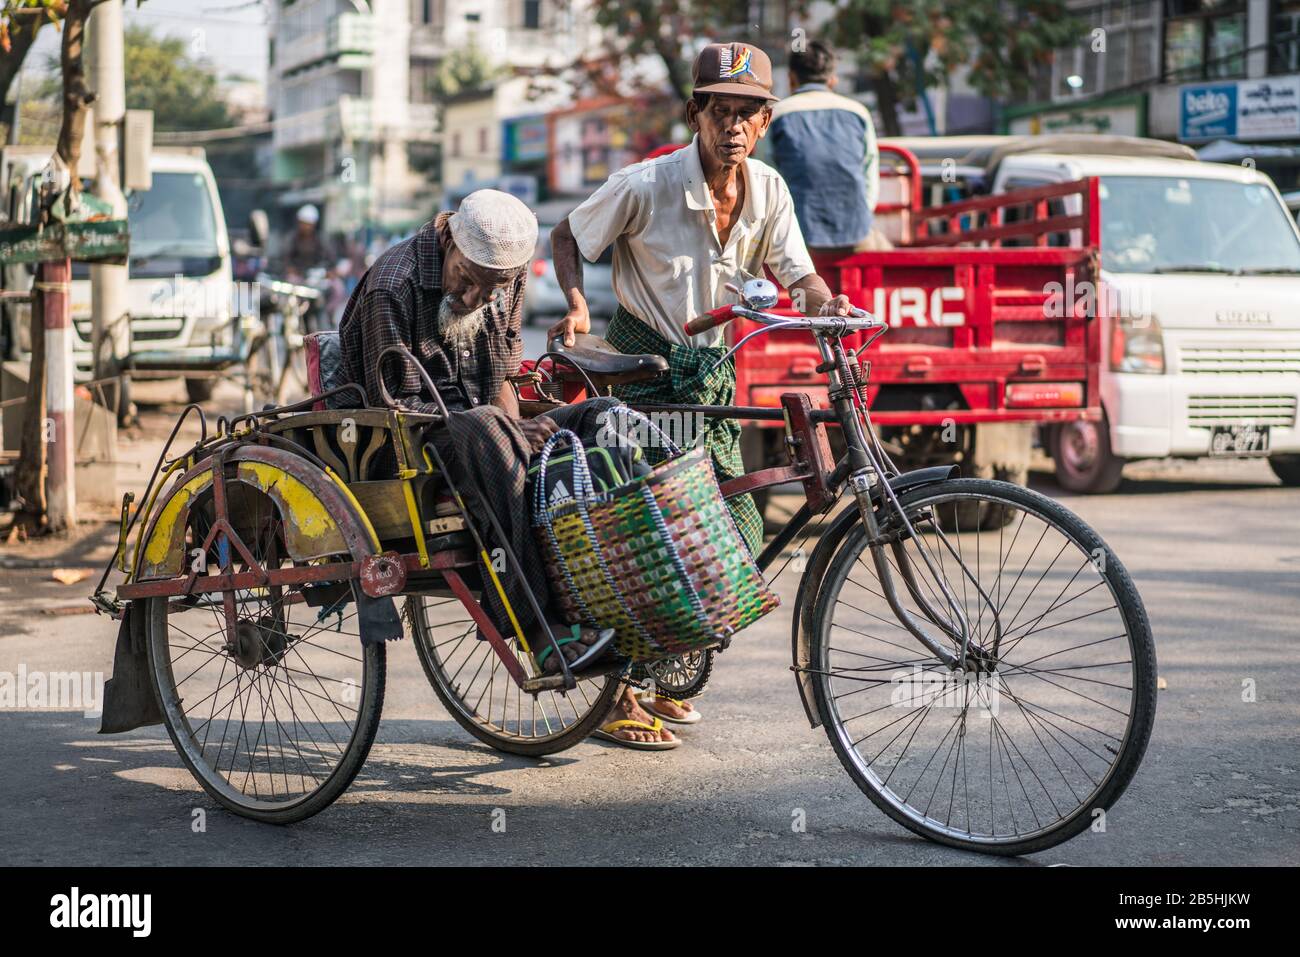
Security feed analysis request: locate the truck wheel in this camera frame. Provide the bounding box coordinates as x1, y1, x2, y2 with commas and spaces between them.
184, 378, 216, 404
939, 464, 1023, 531
975, 465, 1028, 529
1051, 419, 1124, 494
1268, 455, 1300, 487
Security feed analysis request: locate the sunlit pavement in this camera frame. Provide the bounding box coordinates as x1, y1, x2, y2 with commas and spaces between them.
1, 379, 1296, 866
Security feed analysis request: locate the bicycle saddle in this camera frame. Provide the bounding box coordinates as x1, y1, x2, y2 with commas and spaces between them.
547, 333, 668, 386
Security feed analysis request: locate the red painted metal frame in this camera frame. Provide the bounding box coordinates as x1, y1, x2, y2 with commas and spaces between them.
912, 178, 1102, 249
720, 465, 806, 499
876, 144, 924, 219
780, 392, 838, 511
118, 547, 477, 601
117, 422, 546, 687
442, 569, 529, 687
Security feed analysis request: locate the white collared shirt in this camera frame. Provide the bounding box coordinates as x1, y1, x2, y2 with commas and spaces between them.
567, 135, 816, 347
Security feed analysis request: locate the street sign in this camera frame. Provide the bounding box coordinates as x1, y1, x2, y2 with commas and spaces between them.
1180, 83, 1237, 141
1238, 77, 1300, 140
0, 219, 129, 266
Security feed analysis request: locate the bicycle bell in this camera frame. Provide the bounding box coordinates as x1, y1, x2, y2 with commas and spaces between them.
739, 278, 779, 310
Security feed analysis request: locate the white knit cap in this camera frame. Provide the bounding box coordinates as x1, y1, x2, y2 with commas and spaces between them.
448, 189, 538, 271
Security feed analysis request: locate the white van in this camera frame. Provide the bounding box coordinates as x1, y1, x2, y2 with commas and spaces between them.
1, 146, 235, 404
987, 149, 1300, 491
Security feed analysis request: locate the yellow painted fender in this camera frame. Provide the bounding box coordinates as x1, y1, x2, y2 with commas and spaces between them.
136, 444, 381, 581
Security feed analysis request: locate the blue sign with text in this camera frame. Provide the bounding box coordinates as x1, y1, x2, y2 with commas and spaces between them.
1180, 83, 1237, 140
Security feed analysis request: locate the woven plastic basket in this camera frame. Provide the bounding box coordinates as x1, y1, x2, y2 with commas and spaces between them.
533, 422, 779, 662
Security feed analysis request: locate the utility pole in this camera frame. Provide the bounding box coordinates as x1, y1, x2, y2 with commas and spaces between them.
41, 257, 76, 530
86, 0, 129, 402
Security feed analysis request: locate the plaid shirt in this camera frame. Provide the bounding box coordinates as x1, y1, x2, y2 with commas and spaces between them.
337, 213, 526, 414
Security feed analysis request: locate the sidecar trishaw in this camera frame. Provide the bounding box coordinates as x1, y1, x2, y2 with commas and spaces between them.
92, 286, 1156, 855
93, 336, 706, 823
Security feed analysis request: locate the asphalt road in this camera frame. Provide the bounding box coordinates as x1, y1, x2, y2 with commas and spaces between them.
1, 381, 1297, 866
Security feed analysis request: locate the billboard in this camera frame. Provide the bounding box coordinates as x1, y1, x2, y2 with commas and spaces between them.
503, 115, 549, 165
1180, 76, 1300, 142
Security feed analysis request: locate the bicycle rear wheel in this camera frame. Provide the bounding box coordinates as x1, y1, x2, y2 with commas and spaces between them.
409, 595, 623, 756
145, 485, 385, 824
810, 478, 1156, 855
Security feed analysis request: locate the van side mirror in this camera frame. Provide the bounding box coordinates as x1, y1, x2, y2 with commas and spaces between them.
248, 209, 269, 251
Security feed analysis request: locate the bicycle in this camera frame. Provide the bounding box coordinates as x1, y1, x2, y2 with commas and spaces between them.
98, 278, 1155, 855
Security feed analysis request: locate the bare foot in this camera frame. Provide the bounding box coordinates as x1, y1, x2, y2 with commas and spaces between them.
538, 624, 604, 675
603, 686, 676, 745
641, 694, 695, 721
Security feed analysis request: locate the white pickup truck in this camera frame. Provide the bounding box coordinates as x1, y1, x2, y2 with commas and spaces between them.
985, 142, 1300, 491
1, 145, 236, 404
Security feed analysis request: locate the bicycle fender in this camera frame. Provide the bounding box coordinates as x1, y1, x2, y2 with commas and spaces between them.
790, 465, 957, 728
133, 444, 403, 646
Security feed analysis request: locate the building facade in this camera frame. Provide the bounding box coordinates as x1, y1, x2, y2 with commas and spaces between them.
269, 0, 595, 236
1010, 0, 1300, 187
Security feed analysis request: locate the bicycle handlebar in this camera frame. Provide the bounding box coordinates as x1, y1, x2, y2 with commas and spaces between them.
683, 305, 738, 336
683, 303, 886, 337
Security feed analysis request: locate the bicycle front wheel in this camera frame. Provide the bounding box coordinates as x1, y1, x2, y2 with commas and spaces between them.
810, 478, 1156, 855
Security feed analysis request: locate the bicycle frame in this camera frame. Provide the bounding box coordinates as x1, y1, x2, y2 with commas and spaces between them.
657, 291, 1005, 672
104, 308, 1004, 722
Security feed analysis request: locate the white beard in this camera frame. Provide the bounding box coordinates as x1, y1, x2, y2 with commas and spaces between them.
438, 294, 490, 349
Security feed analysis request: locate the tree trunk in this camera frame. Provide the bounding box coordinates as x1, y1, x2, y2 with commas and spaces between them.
56, 2, 93, 194
13, 1, 95, 532
14, 286, 47, 528
0, 14, 45, 118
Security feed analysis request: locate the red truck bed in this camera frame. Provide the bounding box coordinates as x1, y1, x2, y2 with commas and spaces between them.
739, 155, 1103, 432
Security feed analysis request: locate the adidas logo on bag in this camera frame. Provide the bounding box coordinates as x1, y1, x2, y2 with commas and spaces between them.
549, 479, 572, 506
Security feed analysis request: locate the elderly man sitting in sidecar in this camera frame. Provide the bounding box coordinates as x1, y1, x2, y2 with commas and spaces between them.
334, 189, 683, 748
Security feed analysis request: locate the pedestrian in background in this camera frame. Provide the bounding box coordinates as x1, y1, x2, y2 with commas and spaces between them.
770, 40, 890, 254
285, 204, 329, 279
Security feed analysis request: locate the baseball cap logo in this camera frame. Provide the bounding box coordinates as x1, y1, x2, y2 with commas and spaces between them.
719, 46, 758, 81
692, 41, 777, 101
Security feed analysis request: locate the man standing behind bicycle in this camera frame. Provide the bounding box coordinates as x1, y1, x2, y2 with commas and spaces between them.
550, 41, 852, 552
549, 41, 852, 744
769, 40, 891, 255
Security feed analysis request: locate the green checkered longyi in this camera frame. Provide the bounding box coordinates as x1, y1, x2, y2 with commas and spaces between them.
605, 306, 764, 555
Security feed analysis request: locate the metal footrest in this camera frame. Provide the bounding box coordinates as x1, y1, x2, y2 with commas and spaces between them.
522, 674, 569, 694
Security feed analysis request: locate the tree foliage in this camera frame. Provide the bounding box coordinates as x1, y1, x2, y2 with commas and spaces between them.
119, 23, 231, 131
582, 0, 748, 102
827, 0, 1081, 134
0, 2, 61, 112
430, 41, 503, 100
27, 22, 232, 131
581, 0, 1082, 131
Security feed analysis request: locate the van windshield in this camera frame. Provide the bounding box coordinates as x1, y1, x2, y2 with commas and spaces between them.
126, 171, 221, 274
1099, 176, 1300, 275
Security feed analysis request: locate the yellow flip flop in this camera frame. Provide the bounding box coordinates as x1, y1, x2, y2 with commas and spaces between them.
592, 717, 680, 751
637, 693, 702, 726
